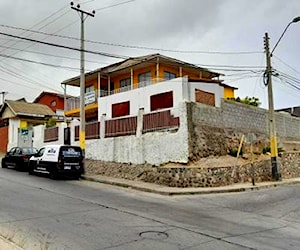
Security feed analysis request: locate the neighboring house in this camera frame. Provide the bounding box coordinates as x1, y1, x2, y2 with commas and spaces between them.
33, 91, 66, 116
0, 99, 55, 152
276, 106, 300, 117
62, 53, 237, 121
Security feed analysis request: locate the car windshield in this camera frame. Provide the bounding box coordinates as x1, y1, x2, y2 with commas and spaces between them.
22, 148, 38, 154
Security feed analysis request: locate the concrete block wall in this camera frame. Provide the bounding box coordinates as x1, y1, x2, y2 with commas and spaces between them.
191, 100, 300, 139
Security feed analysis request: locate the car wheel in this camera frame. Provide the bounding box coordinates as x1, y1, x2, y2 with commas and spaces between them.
28, 162, 35, 175
49, 169, 58, 180
1, 159, 7, 168
74, 174, 81, 180
15, 164, 21, 171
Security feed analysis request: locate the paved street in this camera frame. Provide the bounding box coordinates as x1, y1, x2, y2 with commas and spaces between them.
0, 168, 300, 250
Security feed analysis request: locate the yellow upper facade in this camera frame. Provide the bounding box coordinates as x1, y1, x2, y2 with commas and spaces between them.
63, 54, 236, 119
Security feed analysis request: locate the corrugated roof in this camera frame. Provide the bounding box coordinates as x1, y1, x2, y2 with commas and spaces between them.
62, 53, 222, 86
4, 100, 55, 117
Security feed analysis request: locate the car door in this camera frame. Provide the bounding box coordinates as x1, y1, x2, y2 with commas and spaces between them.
13, 147, 23, 170
5, 147, 16, 167
31, 147, 46, 172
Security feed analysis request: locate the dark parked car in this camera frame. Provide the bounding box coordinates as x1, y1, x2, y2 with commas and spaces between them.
1, 147, 38, 171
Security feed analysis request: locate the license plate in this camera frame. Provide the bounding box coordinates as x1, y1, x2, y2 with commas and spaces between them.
64, 166, 71, 170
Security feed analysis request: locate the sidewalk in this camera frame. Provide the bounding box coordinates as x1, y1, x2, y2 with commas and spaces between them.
82, 175, 300, 195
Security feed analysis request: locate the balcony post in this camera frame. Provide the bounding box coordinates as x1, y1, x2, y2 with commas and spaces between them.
98, 72, 101, 98
156, 57, 159, 83
131, 68, 134, 90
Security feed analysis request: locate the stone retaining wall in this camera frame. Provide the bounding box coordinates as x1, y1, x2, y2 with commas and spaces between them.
85, 152, 300, 188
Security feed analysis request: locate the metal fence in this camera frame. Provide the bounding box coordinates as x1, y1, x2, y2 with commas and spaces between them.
105, 116, 137, 137
74, 109, 180, 140
75, 121, 100, 141
44, 127, 59, 142
143, 110, 180, 133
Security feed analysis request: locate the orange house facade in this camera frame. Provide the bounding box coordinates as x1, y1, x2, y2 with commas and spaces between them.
33, 91, 65, 116
62, 54, 236, 121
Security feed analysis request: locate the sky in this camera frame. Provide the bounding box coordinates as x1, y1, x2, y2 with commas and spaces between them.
0, 0, 299, 109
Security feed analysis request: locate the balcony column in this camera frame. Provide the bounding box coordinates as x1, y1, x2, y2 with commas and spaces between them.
108, 75, 111, 95
131, 68, 134, 90
156, 57, 159, 83
179, 66, 182, 77
97, 72, 101, 98
199, 71, 202, 79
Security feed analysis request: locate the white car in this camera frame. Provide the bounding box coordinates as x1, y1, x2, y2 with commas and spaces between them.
29, 145, 84, 179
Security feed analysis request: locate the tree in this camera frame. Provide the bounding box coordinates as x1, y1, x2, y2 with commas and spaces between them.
228, 96, 261, 107
46, 117, 56, 128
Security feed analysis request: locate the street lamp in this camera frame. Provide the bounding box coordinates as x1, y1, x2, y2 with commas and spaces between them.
264, 16, 300, 181
271, 16, 300, 56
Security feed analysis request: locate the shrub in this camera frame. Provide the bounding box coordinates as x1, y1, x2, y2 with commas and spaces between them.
229, 148, 243, 157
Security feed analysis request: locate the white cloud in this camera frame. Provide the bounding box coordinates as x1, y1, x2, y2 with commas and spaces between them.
0, 0, 299, 108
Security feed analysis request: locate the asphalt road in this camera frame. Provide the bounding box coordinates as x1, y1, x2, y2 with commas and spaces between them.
0, 168, 299, 250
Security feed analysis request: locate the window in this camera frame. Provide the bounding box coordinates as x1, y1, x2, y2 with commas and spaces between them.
85, 85, 94, 93
112, 101, 130, 118
138, 72, 151, 87
164, 71, 176, 80
150, 91, 173, 111
50, 100, 56, 107
37, 147, 45, 157
195, 89, 215, 106
120, 78, 131, 88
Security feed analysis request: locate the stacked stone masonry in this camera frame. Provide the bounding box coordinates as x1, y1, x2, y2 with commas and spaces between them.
85, 152, 300, 187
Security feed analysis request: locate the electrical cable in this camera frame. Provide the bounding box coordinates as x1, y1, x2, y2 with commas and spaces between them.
0, 44, 106, 64
0, 53, 89, 71
273, 55, 300, 76
0, 31, 127, 59
95, 0, 135, 11
0, 24, 263, 55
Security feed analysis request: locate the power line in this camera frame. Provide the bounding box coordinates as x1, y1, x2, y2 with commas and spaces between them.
0, 64, 62, 93
0, 5, 69, 55
0, 53, 86, 71
0, 31, 268, 76
0, 31, 127, 59
273, 55, 300, 76
0, 23, 263, 55
95, 0, 135, 11
0, 76, 63, 93
0, 43, 105, 64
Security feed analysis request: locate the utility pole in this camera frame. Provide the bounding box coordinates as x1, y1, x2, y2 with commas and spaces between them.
70, 2, 95, 154
264, 33, 280, 181
0, 91, 8, 105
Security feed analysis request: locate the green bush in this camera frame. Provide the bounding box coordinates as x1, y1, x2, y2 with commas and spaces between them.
263, 146, 270, 154
229, 148, 243, 157
262, 146, 284, 154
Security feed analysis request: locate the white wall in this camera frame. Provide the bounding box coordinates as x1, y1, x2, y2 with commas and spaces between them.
7, 118, 20, 149
87, 102, 189, 165
33, 125, 45, 149
189, 82, 224, 107
98, 77, 185, 119
98, 77, 224, 119
33, 123, 68, 149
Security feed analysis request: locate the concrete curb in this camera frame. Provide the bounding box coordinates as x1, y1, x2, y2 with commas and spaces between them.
82, 175, 300, 196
